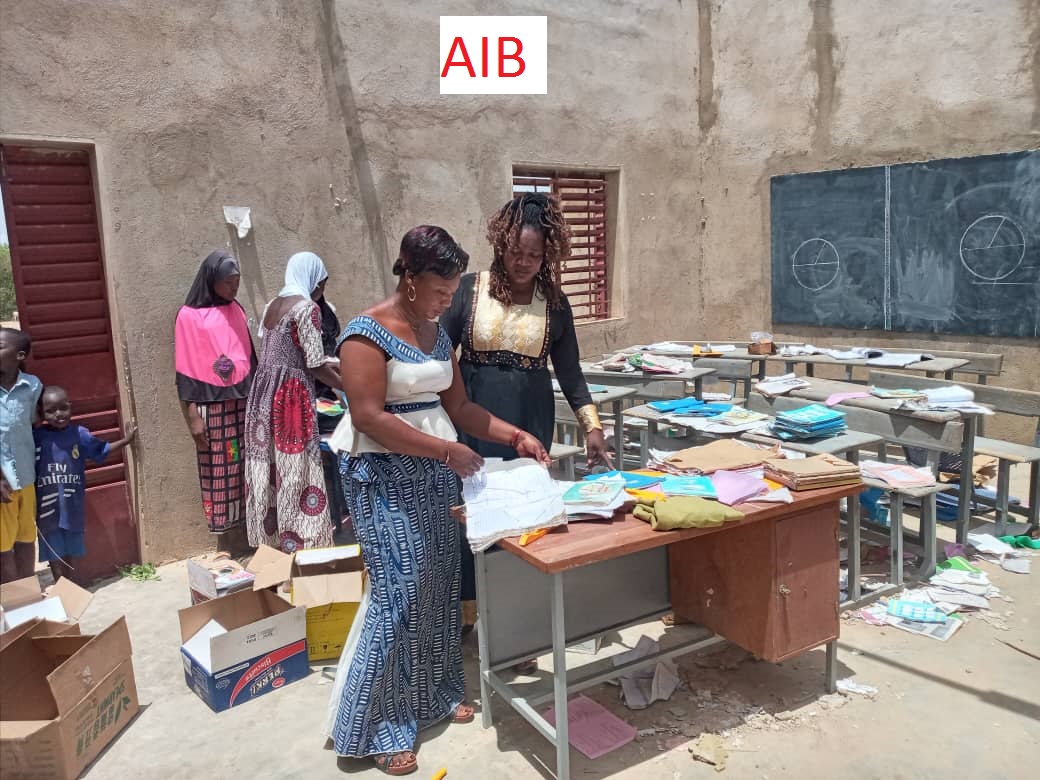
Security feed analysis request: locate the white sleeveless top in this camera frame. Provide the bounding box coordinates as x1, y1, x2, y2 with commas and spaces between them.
328, 315, 458, 455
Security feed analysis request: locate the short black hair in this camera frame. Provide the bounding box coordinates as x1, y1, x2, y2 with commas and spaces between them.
42, 386, 69, 404
0, 327, 31, 356
392, 225, 469, 279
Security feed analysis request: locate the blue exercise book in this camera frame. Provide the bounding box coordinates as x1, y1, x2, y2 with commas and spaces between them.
659, 475, 717, 499
647, 397, 731, 416
775, 404, 846, 427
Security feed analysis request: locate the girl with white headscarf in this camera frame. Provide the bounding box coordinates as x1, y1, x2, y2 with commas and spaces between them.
243, 252, 342, 551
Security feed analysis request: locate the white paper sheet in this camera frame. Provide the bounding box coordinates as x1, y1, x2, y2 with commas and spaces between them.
464, 459, 567, 551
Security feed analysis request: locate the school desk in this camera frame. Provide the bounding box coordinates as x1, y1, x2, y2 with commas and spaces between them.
473, 483, 860, 780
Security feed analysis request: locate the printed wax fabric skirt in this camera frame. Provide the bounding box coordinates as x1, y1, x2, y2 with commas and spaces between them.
196, 398, 247, 532
328, 452, 465, 757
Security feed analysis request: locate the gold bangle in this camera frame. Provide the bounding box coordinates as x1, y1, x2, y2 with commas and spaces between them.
575, 404, 603, 434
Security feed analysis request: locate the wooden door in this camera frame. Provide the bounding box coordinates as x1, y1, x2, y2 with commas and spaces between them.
0, 144, 138, 582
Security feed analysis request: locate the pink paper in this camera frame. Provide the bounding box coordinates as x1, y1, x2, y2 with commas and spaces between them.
826, 391, 870, 407
944, 543, 966, 560
542, 695, 637, 759
711, 470, 768, 506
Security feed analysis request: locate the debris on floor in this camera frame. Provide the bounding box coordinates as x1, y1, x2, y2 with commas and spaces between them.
689, 733, 728, 772
835, 678, 879, 698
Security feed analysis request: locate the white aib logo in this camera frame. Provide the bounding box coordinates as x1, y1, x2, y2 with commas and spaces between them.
440, 16, 547, 95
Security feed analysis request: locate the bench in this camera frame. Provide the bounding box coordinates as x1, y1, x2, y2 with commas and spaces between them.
692, 357, 754, 403
869, 371, 1040, 533
549, 442, 584, 481
749, 394, 963, 603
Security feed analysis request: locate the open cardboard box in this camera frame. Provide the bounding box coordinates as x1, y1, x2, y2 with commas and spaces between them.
0, 577, 93, 635
186, 553, 256, 605
0, 617, 138, 780
249, 544, 365, 662
178, 587, 308, 712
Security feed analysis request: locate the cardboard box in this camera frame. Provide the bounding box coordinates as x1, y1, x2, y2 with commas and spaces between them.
0, 618, 81, 652
0, 617, 138, 780
249, 544, 365, 662
186, 553, 256, 605
178, 588, 309, 712
0, 577, 93, 635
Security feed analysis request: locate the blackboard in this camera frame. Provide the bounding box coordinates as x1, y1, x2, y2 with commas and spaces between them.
770, 150, 1040, 338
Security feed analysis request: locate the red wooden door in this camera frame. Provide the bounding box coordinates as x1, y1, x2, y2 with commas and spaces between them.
1, 144, 138, 582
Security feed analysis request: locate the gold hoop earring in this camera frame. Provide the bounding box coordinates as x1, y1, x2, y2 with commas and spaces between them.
407, 283, 417, 302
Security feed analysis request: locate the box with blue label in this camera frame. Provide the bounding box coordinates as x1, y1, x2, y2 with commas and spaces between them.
178, 588, 308, 712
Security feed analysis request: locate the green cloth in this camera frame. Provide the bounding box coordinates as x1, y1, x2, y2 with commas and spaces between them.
937, 556, 982, 573
633, 496, 744, 531
999, 534, 1040, 550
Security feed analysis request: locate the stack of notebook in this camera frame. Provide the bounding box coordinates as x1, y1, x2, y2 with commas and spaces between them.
770, 404, 847, 441
764, 454, 862, 490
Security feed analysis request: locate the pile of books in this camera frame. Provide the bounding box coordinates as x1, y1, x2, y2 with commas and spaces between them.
770, 404, 846, 441
764, 454, 861, 490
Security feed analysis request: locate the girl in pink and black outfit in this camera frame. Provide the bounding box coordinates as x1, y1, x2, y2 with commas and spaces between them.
175, 251, 256, 548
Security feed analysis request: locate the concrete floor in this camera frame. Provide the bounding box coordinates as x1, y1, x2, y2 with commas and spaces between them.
68, 468, 1038, 780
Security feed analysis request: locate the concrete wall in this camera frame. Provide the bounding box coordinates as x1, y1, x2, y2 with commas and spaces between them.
1, 0, 1037, 562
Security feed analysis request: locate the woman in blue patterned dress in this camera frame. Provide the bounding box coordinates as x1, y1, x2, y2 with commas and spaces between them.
326, 225, 549, 775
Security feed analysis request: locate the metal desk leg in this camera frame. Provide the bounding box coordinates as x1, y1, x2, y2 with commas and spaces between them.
806, 363, 815, 378
550, 572, 570, 780
612, 400, 624, 461
642, 420, 658, 467
956, 416, 977, 545
920, 495, 937, 580
825, 640, 837, 694
1029, 460, 1040, 529
890, 492, 905, 587
995, 459, 1011, 537
474, 551, 493, 729
693, 377, 704, 400
846, 451, 862, 604
785, 360, 795, 374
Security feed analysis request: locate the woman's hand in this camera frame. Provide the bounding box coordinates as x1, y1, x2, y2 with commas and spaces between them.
445, 442, 484, 478
585, 429, 613, 469
514, 432, 551, 466
188, 415, 209, 451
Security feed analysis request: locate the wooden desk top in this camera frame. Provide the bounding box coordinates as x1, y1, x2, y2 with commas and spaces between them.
497, 483, 863, 575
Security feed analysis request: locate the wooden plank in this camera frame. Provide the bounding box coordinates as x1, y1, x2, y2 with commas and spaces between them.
972, 436, 1040, 464
836, 345, 1003, 376
496, 484, 862, 575
868, 371, 1040, 418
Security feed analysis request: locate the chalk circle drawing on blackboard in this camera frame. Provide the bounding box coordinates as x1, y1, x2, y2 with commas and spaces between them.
791, 237, 840, 291
958, 214, 1026, 281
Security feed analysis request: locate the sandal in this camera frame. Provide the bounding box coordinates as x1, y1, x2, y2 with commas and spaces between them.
373, 751, 417, 776
452, 702, 476, 723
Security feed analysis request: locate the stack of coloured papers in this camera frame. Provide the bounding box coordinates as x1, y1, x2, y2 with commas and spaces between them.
764, 453, 861, 490
556, 480, 629, 519
770, 404, 847, 440
859, 460, 936, 488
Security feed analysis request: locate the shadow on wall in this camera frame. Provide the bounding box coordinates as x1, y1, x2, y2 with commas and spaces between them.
226, 225, 269, 324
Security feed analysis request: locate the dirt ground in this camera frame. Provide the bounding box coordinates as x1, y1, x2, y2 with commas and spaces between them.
60, 467, 1040, 779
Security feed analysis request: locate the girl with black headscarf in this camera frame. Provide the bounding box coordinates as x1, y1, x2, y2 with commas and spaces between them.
175, 251, 257, 542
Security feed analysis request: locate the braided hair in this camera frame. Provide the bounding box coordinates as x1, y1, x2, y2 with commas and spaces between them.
486, 192, 570, 309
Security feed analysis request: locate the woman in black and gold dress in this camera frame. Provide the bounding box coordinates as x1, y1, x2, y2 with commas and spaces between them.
441, 192, 612, 643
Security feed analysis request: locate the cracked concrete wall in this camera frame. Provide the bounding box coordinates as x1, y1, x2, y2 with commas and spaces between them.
0, 0, 1036, 560
698, 0, 1040, 443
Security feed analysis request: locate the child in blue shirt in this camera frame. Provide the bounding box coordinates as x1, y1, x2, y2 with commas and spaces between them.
0, 327, 43, 584
35, 386, 137, 583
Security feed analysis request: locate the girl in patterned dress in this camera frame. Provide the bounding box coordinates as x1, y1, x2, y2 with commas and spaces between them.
175, 251, 256, 550
244, 252, 341, 552
326, 226, 549, 775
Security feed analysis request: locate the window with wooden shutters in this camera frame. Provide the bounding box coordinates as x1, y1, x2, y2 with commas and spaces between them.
512, 170, 610, 321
